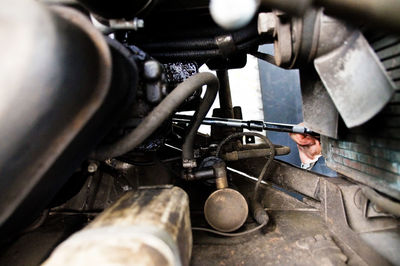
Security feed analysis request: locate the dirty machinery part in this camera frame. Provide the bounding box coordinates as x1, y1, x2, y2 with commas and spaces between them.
0, 1, 137, 240
0, 0, 399, 266
44, 186, 191, 266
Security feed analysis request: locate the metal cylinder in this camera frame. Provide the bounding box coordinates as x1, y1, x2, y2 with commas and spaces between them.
213, 161, 229, 189
0, 0, 112, 239
204, 188, 248, 232
43, 186, 192, 266
216, 70, 234, 118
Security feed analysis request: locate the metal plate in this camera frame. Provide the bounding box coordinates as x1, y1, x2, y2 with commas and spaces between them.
314, 32, 395, 128
300, 67, 339, 138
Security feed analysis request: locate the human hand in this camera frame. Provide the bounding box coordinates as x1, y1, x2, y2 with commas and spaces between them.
289, 124, 322, 164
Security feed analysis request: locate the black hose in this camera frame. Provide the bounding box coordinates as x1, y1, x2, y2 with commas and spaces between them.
149, 37, 261, 60
134, 20, 259, 52
92, 73, 219, 160
182, 79, 219, 163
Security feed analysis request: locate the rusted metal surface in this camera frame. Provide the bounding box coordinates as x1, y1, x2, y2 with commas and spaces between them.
43, 186, 192, 266
204, 188, 248, 233
213, 161, 229, 190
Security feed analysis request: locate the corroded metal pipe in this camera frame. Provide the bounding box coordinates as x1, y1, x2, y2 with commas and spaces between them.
44, 186, 192, 266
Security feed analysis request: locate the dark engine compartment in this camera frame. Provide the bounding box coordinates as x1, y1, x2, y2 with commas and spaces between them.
0, 0, 399, 265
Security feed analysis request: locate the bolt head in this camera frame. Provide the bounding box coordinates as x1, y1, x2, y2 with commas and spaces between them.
87, 162, 98, 173
144, 60, 162, 81
136, 19, 144, 28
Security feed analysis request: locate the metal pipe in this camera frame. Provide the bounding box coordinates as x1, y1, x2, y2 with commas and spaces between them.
216, 70, 234, 118
213, 161, 229, 189
92, 73, 219, 160
222, 146, 290, 161
193, 169, 215, 180
44, 186, 192, 266
361, 186, 400, 217
173, 114, 318, 136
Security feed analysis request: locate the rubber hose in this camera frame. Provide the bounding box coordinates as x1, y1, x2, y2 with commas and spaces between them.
182, 78, 219, 162
92, 72, 219, 160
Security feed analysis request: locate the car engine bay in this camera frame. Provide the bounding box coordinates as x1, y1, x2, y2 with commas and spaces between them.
0, 0, 399, 265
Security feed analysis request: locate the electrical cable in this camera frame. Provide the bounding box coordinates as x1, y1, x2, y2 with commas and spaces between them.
192, 220, 267, 237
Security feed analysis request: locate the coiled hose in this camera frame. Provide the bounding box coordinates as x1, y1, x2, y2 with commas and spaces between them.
92, 72, 219, 160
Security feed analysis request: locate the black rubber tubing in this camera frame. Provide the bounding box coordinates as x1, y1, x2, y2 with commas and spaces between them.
92, 72, 219, 160
182, 76, 219, 162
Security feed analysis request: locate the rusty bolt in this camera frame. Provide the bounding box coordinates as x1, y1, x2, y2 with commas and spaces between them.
257, 12, 277, 35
